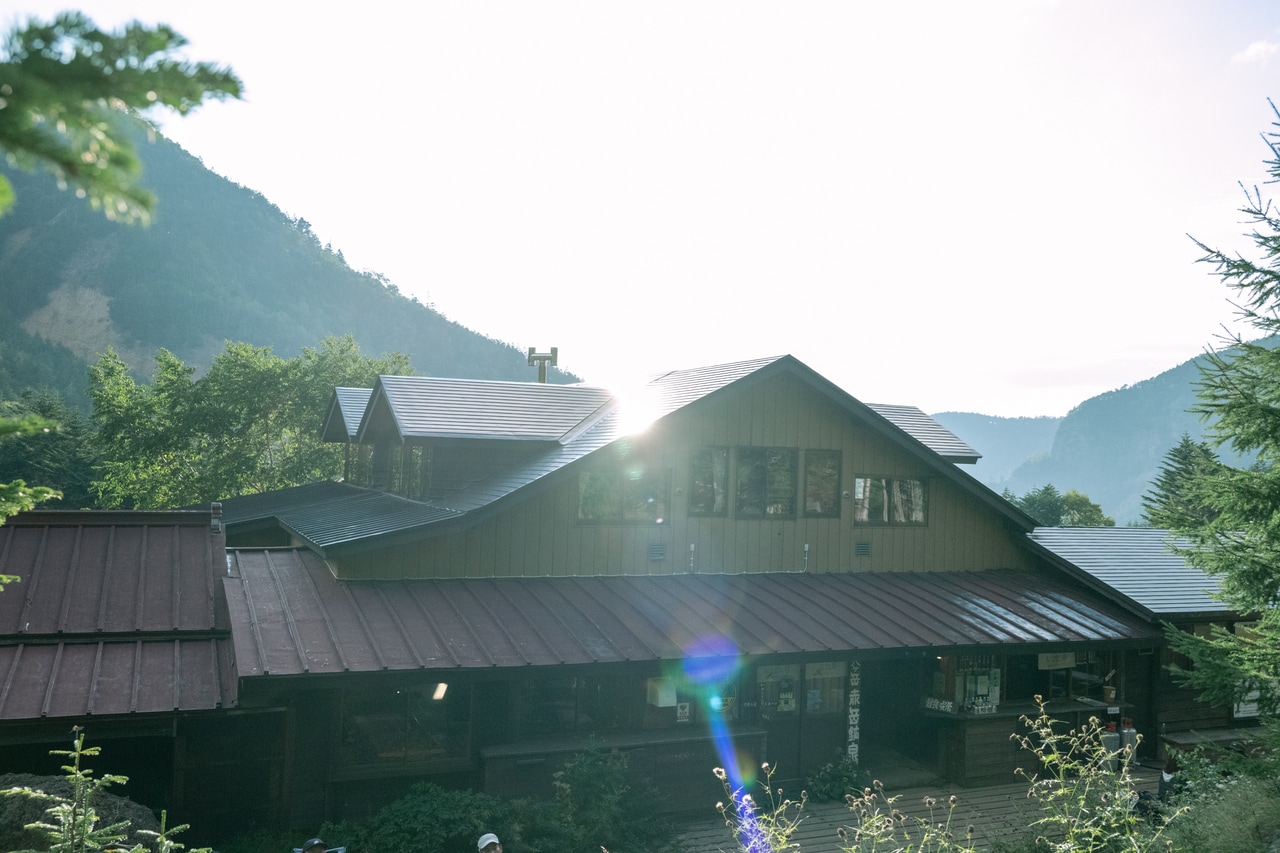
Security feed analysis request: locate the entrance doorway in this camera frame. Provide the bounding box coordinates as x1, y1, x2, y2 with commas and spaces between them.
858, 658, 940, 786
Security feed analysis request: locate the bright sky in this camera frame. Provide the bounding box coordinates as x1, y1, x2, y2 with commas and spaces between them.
8, 1, 1280, 416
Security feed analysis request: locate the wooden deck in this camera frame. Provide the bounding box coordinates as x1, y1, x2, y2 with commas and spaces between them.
676, 770, 1160, 853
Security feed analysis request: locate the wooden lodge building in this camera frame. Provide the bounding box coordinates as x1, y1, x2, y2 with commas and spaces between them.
0, 355, 1250, 837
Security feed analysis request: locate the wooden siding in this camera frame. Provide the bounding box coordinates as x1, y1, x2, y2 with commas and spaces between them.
335, 376, 1033, 580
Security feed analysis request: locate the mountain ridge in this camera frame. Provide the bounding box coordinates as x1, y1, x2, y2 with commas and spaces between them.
932, 348, 1241, 525
0, 128, 1245, 523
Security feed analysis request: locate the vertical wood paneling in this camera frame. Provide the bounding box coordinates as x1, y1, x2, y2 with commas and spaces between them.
326, 373, 1037, 581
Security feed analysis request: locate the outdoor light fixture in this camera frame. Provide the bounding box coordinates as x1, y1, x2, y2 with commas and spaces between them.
433, 682, 448, 700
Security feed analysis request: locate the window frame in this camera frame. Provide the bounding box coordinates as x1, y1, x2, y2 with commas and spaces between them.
851, 475, 929, 526
336, 682, 471, 775
577, 465, 672, 525
734, 447, 798, 519
688, 446, 730, 517
802, 449, 842, 518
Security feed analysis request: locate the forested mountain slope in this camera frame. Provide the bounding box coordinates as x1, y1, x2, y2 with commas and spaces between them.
934, 349, 1256, 525
0, 132, 575, 408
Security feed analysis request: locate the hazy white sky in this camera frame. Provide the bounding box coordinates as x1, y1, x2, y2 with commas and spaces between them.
9, 1, 1280, 416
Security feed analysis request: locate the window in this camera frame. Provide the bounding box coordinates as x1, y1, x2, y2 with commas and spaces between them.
852, 476, 928, 525
339, 683, 468, 769
803, 450, 841, 517
689, 447, 729, 516
804, 661, 846, 714
735, 448, 797, 517
518, 674, 634, 737
578, 466, 670, 524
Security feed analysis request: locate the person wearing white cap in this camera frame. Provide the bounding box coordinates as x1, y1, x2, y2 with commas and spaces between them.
477, 833, 501, 853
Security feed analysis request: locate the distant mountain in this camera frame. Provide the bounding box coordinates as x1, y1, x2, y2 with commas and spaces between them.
0, 130, 576, 410
928, 413, 1062, 484
0, 128, 1248, 528
934, 350, 1247, 525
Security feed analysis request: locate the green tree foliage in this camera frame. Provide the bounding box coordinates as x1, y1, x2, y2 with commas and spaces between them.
1167, 103, 1280, 715
1002, 483, 1115, 527
88, 335, 412, 508
1141, 433, 1224, 528
0, 391, 98, 510
0, 412, 59, 557
0, 11, 241, 222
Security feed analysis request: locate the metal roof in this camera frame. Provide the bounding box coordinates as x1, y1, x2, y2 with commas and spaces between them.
320, 387, 373, 441
361, 375, 615, 443
225, 548, 1161, 677
0, 511, 235, 720
643, 356, 787, 413
866, 404, 982, 464
222, 355, 1035, 557
1027, 527, 1228, 620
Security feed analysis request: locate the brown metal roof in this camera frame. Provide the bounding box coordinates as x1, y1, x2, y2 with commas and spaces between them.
225, 548, 1161, 678
0, 510, 236, 720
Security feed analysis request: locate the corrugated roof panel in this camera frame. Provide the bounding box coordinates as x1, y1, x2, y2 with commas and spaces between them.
0, 513, 222, 635
1028, 527, 1226, 617
225, 548, 1161, 678
0, 511, 235, 721
0, 639, 230, 720
866, 404, 982, 463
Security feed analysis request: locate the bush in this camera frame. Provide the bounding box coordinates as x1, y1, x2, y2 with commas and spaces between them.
314, 747, 676, 853
319, 782, 504, 853
551, 747, 673, 853
802, 753, 866, 803
1161, 722, 1280, 853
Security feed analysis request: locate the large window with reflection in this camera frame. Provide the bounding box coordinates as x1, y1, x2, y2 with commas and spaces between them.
803, 450, 841, 518
578, 467, 671, 524
852, 476, 928, 525
735, 448, 797, 518
689, 447, 729, 516
339, 683, 469, 770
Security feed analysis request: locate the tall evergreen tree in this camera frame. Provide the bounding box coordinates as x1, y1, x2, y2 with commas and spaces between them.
1167, 103, 1280, 714
1141, 433, 1223, 529
0, 390, 99, 510
1002, 483, 1114, 527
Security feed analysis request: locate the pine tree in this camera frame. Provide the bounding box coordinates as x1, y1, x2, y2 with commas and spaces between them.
1166, 101, 1280, 714
1141, 433, 1223, 529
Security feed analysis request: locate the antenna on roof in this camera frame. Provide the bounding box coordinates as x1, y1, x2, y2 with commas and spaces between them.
527, 347, 558, 383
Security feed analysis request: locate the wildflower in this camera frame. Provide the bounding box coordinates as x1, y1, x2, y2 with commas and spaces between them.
923, 796, 937, 808
713, 767, 727, 780
949, 794, 957, 806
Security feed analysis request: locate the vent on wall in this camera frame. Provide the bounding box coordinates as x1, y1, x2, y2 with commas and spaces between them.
648, 543, 667, 562
855, 542, 871, 557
